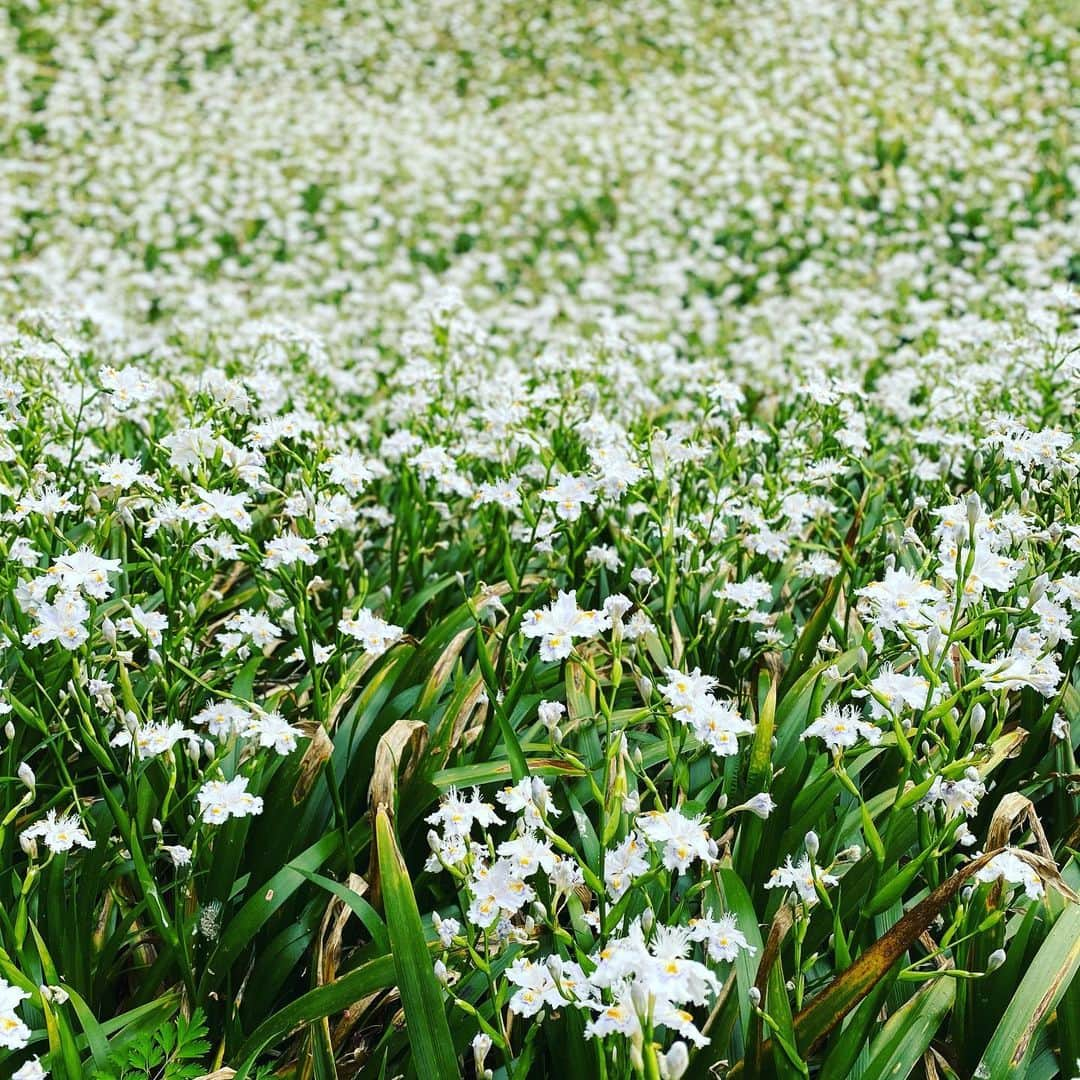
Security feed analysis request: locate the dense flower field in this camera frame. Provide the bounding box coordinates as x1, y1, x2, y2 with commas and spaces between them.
1, 0, 1079, 1077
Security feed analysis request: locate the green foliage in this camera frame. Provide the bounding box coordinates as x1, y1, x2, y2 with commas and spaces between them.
98, 1009, 210, 1080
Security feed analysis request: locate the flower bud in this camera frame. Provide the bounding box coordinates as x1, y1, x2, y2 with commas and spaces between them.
740, 793, 774, 819
970, 703, 985, 737
101, 617, 117, 646
17, 762, 35, 793
805, 830, 819, 859
748, 986, 761, 1007
1027, 574, 1048, 607
472, 1033, 492, 1077
20, 833, 38, 859
966, 491, 982, 528
659, 1041, 689, 1080
641, 907, 655, 937
630, 981, 650, 1018
433, 959, 449, 985
4, 721, 14, 740
986, 948, 1006, 973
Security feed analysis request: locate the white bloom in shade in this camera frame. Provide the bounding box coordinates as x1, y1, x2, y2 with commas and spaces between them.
955, 823, 977, 847
495, 777, 559, 829
855, 567, 945, 633
426, 786, 503, 837
646, 924, 722, 1005
540, 473, 596, 521
654, 999, 709, 1047
638, 808, 716, 873
520, 590, 610, 662
659, 667, 752, 756
802, 703, 881, 751
0, 978, 31, 1050
765, 856, 838, 906
191, 700, 252, 739
13, 1056, 47, 1079
466, 861, 534, 927
970, 637, 1064, 698
20, 809, 95, 853
505, 956, 558, 1016
716, 576, 772, 612
432, 912, 460, 948
196, 776, 263, 824
919, 774, 986, 819
687, 913, 756, 963
497, 832, 558, 876
320, 450, 374, 494
855, 667, 934, 718
162, 844, 192, 867
659, 667, 719, 708
49, 548, 121, 599
605, 832, 650, 899
537, 700, 566, 730
241, 710, 302, 754
117, 604, 168, 646
263, 533, 320, 569
690, 698, 754, 757
584, 991, 642, 1040
974, 850, 1044, 900
337, 609, 403, 656
128, 721, 196, 760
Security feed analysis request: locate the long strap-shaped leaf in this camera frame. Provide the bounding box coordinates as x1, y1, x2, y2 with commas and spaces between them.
232, 955, 396, 1076
375, 806, 460, 1078
975, 900, 1080, 1077
728, 850, 1001, 1076
860, 972, 955, 1080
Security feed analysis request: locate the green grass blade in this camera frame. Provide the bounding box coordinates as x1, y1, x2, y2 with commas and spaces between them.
375, 807, 459, 1078
861, 973, 954, 1080
975, 901, 1080, 1078
233, 955, 396, 1074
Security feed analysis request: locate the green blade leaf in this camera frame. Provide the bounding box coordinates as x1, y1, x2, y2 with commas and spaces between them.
975, 900, 1080, 1078
375, 806, 459, 1079
861, 973, 954, 1080
233, 955, 396, 1075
